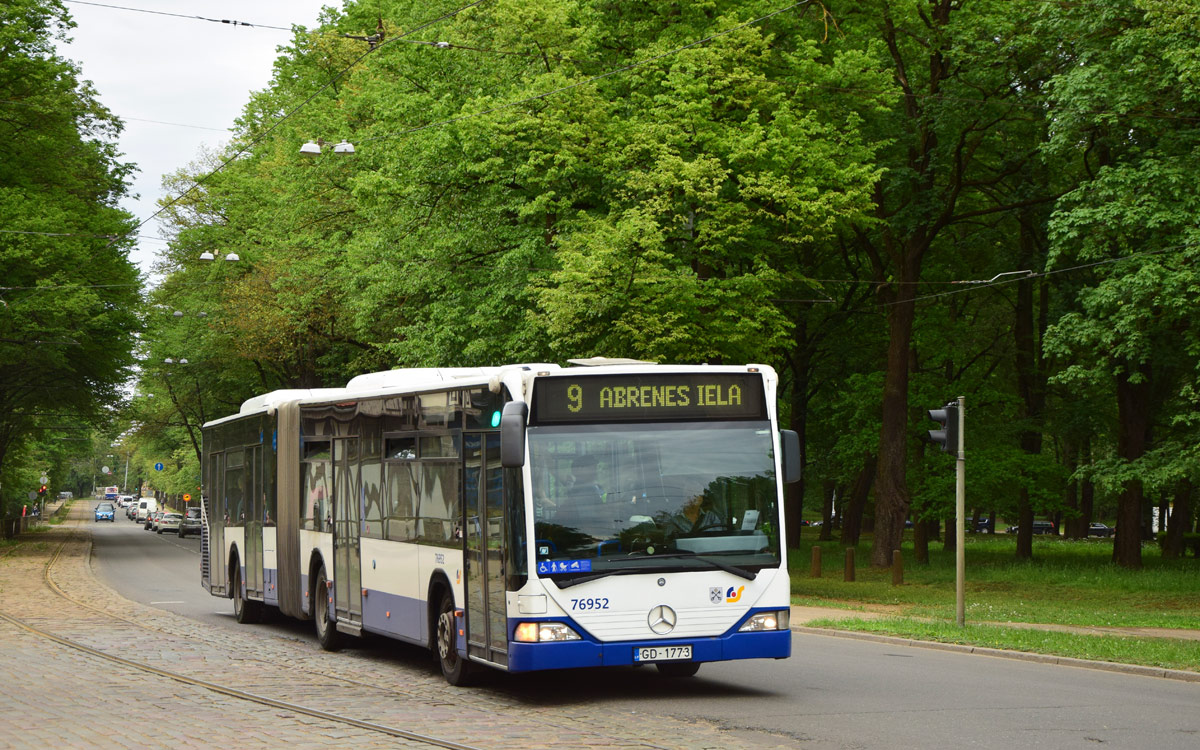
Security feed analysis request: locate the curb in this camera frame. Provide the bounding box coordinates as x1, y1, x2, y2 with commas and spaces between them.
791, 625, 1200, 684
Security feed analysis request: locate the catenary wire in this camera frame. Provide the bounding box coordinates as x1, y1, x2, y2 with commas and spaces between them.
62, 0, 293, 31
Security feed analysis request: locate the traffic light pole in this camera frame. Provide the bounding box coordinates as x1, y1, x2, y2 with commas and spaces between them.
955, 396, 966, 627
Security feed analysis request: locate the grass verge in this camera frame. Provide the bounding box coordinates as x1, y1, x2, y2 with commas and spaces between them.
806, 616, 1200, 673
791, 534, 1200, 670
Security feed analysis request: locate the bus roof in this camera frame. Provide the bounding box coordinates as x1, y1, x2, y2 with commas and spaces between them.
202, 362, 775, 429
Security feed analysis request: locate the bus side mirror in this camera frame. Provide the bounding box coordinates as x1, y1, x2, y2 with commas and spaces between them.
500, 402, 529, 468
780, 429, 801, 484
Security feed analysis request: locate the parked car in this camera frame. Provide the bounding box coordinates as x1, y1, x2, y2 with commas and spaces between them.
1088, 522, 1113, 538
971, 518, 995, 533
178, 507, 202, 538
145, 509, 163, 531
94, 502, 115, 522
1006, 520, 1057, 535
157, 512, 182, 535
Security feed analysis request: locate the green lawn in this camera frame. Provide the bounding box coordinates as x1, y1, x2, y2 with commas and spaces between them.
790, 533, 1200, 670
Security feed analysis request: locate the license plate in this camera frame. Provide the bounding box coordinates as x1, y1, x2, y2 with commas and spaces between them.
634, 645, 692, 662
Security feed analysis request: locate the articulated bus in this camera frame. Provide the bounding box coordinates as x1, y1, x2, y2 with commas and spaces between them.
200, 361, 800, 684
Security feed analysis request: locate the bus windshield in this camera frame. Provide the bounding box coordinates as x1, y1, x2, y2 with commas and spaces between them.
528, 421, 781, 579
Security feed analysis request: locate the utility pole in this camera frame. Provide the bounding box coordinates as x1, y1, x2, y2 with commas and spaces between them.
954, 396, 965, 627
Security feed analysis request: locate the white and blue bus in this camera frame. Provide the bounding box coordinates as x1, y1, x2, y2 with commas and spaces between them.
200, 361, 799, 684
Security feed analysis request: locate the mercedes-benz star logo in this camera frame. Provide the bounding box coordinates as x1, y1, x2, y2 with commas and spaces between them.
648, 605, 677, 635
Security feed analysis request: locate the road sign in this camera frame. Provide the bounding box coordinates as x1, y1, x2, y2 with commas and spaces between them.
154, 462, 164, 471
101, 465, 111, 475
183, 494, 191, 503
40, 475, 48, 484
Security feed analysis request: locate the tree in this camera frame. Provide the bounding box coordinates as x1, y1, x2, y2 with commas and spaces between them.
0, 0, 140, 507
1041, 0, 1200, 568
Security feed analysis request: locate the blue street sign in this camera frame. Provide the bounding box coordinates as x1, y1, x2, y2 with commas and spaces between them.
154, 462, 164, 472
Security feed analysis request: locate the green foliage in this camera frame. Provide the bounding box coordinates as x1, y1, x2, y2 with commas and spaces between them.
113, 0, 1200, 567
0, 0, 141, 511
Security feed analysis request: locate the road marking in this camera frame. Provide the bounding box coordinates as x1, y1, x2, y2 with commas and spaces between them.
150, 601, 184, 604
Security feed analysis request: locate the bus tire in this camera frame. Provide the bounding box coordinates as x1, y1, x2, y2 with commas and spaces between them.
435, 589, 474, 686
232, 566, 263, 624
656, 662, 700, 678
313, 566, 342, 651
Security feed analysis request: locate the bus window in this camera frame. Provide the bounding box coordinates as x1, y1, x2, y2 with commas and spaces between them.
384, 462, 417, 541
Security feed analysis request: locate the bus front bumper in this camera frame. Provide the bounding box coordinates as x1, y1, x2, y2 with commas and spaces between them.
506, 628, 791, 673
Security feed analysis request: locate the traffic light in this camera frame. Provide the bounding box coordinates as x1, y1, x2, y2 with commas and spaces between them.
38, 484, 47, 495
927, 402, 959, 454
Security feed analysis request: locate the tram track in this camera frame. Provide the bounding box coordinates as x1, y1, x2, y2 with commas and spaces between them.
16, 514, 696, 750
3, 521, 485, 750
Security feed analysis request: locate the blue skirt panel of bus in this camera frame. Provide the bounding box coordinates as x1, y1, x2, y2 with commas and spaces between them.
506, 622, 791, 672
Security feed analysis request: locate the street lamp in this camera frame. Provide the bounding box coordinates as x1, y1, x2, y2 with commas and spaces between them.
300, 139, 355, 156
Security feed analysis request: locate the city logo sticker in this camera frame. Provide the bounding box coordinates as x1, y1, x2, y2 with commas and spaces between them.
726, 585, 744, 603
709, 587, 724, 604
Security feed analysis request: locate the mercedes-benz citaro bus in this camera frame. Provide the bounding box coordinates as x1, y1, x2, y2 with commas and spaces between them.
200, 360, 800, 685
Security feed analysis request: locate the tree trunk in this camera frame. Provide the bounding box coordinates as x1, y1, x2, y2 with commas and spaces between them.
819, 480, 835, 542
1016, 491, 1034, 560
841, 453, 877, 548
1163, 479, 1192, 560
871, 273, 918, 567
1014, 224, 1046, 560
785, 321, 812, 551
913, 518, 929, 564
1113, 365, 1151, 569
1080, 438, 1095, 532
1062, 441, 1084, 539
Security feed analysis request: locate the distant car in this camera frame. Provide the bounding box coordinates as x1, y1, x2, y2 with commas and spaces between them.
1088, 522, 1113, 538
1006, 521, 1057, 535
145, 509, 162, 531
970, 518, 994, 533
178, 507, 202, 538
94, 502, 115, 522
157, 512, 182, 534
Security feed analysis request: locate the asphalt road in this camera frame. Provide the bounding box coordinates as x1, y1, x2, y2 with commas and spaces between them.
90, 514, 1200, 750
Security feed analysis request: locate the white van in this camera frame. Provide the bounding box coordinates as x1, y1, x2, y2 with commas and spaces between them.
135, 498, 158, 523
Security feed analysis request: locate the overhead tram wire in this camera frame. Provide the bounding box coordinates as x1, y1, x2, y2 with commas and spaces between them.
62, 1, 293, 31
103, 0, 492, 251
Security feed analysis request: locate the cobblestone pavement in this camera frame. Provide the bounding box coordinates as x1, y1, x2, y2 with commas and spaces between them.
0, 504, 789, 750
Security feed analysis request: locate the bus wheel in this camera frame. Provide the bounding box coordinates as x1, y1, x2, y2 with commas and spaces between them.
232, 566, 263, 624
656, 662, 700, 678
314, 566, 342, 651
435, 590, 474, 686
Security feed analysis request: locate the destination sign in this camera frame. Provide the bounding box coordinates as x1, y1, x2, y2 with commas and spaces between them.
532, 373, 766, 424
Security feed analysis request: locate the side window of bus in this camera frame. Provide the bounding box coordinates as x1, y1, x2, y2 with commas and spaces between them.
384, 460, 417, 542
418, 434, 460, 547
361, 455, 383, 539
302, 451, 331, 532
225, 449, 245, 527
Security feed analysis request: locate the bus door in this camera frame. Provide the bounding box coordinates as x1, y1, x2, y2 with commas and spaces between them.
463, 433, 508, 666
332, 437, 363, 627
245, 444, 264, 599
205, 451, 226, 595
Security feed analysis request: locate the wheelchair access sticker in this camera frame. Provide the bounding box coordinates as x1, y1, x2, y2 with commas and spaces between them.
537, 559, 593, 575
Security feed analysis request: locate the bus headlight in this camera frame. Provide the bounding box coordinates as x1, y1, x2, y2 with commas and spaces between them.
738, 610, 790, 632
514, 621, 583, 643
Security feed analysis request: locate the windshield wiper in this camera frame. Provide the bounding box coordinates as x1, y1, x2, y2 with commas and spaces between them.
550, 568, 641, 589
624, 550, 758, 581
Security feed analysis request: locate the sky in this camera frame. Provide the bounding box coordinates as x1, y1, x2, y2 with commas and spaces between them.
57, 0, 338, 278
